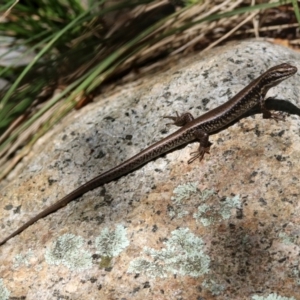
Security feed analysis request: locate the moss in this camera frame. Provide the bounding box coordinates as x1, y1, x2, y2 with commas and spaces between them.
0, 279, 10, 300
45, 234, 92, 271
99, 256, 113, 268
128, 228, 210, 278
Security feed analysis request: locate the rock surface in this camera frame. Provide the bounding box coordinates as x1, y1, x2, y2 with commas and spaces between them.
1, 40, 300, 300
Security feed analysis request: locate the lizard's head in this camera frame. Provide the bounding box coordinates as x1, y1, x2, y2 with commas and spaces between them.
263, 63, 297, 88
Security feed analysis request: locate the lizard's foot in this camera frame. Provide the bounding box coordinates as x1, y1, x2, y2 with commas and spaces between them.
163, 112, 194, 127
271, 112, 285, 122
188, 144, 211, 164
263, 110, 285, 122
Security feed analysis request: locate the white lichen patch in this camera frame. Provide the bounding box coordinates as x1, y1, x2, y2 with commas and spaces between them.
202, 279, 225, 296
252, 293, 296, 300
45, 234, 92, 271
219, 195, 241, 219
171, 182, 198, 205
194, 203, 215, 227
168, 182, 197, 218
278, 232, 292, 245
291, 265, 300, 286
278, 232, 298, 246
0, 279, 10, 300
128, 228, 210, 278
169, 182, 215, 219
13, 249, 34, 268
194, 194, 241, 226
95, 224, 129, 257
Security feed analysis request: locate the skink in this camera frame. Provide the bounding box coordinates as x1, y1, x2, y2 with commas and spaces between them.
0, 63, 297, 246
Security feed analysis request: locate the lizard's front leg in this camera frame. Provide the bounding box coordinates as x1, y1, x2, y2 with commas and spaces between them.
163, 112, 194, 127
188, 129, 212, 164
260, 96, 285, 122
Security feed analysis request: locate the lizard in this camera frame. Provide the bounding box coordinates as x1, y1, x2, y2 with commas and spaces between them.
0, 63, 297, 246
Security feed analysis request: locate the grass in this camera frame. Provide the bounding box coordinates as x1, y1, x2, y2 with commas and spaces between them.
0, 0, 299, 180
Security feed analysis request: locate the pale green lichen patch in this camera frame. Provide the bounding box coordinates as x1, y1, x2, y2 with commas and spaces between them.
252, 293, 295, 300
171, 182, 198, 205
169, 182, 215, 219
291, 264, 300, 286
219, 195, 241, 219
128, 228, 210, 278
95, 224, 129, 257
278, 232, 293, 245
168, 185, 241, 226
13, 249, 34, 268
194, 194, 241, 226
45, 234, 92, 271
193, 203, 215, 227
202, 279, 225, 296
0, 279, 10, 300
278, 232, 298, 246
